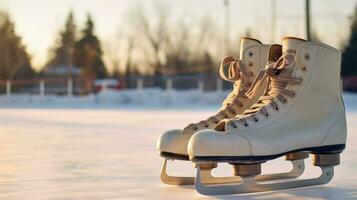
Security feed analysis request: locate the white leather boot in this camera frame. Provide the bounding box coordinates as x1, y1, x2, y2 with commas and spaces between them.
188, 37, 347, 195
157, 38, 298, 186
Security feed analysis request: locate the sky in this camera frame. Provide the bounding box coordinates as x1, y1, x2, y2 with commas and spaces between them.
1, 0, 357, 70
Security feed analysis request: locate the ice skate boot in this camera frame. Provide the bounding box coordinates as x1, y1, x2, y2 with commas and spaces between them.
188, 37, 346, 195
158, 38, 304, 185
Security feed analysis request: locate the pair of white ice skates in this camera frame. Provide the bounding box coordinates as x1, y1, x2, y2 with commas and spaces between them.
157, 37, 347, 195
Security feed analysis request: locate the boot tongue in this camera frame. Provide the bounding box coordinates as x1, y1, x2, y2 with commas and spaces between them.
268, 44, 282, 62
282, 37, 306, 54
239, 37, 262, 59
276, 37, 306, 77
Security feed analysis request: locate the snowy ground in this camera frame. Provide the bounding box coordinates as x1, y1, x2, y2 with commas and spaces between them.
0, 89, 230, 109
0, 92, 356, 199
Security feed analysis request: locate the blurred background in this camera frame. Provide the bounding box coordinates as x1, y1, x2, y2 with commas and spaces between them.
1, 1, 357, 199
0, 0, 356, 103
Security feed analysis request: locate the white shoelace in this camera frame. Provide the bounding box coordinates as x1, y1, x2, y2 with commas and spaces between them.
186, 56, 252, 130
228, 53, 302, 128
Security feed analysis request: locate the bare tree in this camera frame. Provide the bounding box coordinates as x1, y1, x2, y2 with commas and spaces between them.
126, 2, 171, 76
125, 1, 220, 79
103, 27, 136, 88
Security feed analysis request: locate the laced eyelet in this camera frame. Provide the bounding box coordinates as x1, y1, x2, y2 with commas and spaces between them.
302, 66, 307, 72
192, 127, 198, 130
271, 102, 279, 111
204, 125, 209, 128
261, 110, 269, 117
299, 77, 303, 83
248, 62, 253, 67
230, 122, 237, 128
214, 121, 219, 124
291, 91, 296, 97
248, 71, 254, 77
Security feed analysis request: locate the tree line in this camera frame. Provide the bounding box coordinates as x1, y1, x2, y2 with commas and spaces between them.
0, 11, 35, 80
1, 2, 357, 92
1, 3, 225, 91
43, 12, 107, 93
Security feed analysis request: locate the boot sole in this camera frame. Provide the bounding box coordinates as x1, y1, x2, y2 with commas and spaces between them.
160, 151, 189, 161
191, 144, 345, 163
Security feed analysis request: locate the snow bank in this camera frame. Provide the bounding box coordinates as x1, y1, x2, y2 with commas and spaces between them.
0, 89, 356, 110
0, 88, 229, 108
343, 92, 357, 111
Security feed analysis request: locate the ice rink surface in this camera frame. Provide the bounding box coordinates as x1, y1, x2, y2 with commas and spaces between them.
0, 105, 356, 199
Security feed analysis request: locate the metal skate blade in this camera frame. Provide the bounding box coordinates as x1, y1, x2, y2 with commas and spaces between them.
256, 159, 305, 181
161, 159, 305, 186
160, 159, 195, 185
195, 166, 334, 195
160, 159, 241, 185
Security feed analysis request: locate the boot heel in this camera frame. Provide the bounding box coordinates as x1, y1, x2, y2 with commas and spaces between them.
196, 163, 217, 170
312, 153, 340, 166
285, 152, 309, 160
232, 163, 262, 177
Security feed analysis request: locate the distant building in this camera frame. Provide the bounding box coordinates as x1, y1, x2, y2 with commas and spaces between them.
93, 79, 124, 93
41, 65, 81, 95
43, 65, 81, 78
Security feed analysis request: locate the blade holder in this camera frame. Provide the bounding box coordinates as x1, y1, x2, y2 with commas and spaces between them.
285, 152, 309, 161
313, 153, 340, 166
196, 163, 217, 170
232, 163, 261, 177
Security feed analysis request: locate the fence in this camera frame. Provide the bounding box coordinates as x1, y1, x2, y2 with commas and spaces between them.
0, 75, 232, 97
0, 78, 78, 96
1, 75, 354, 97
124, 74, 232, 91
343, 77, 357, 92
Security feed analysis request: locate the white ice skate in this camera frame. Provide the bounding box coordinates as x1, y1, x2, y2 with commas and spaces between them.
188, 37, 346, 195
157, 38, 307, 186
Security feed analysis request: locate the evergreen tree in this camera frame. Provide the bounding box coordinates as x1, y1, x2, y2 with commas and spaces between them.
45, 11, 76, 78
0, 10, 35, 80
342, 6, 357, 77
74, 14, 107, 93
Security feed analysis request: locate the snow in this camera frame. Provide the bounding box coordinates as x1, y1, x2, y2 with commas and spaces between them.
0, 91, 356, 199
0, 89, 229, 109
